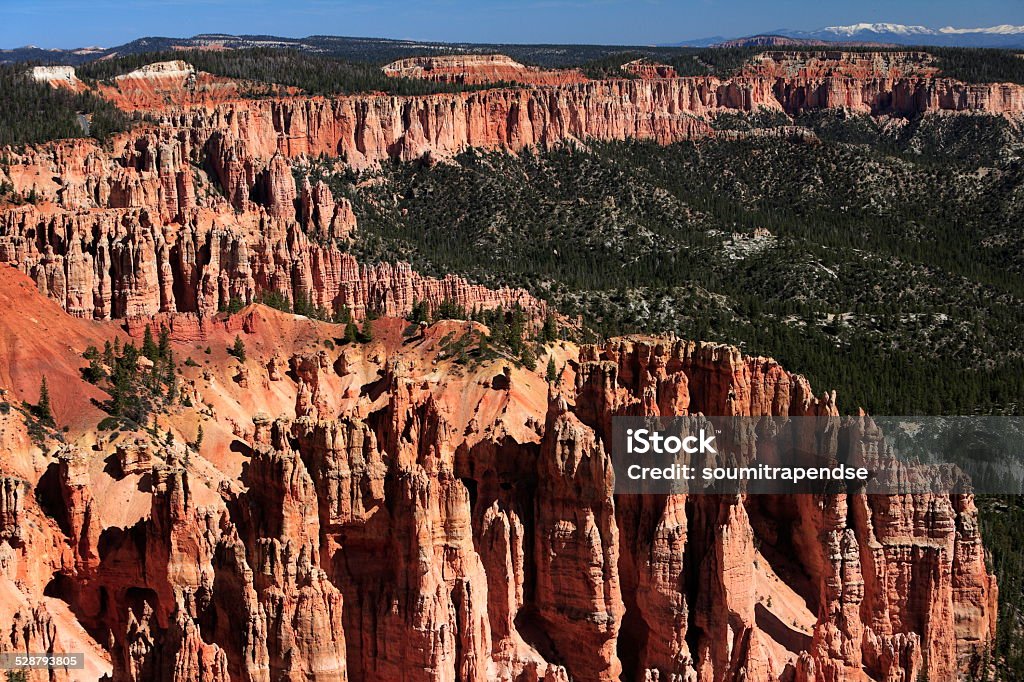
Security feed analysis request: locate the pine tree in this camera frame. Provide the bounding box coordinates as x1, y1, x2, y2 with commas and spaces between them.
541, 314, 558, 343
344, 321, 358, 344
158, 324, 171, 360
490, 305, 506, 343
36, 376, 53, 425
230, 336, 247, 362
142, 324, 158, 361
194, 424, 204, 451
359, 318, 374, 343
408, 298, 429, 324
546, 356, 558, 383
294, 294, 318, 319
434, 298, 466, 322
84, 357, 105, 383
165, 350, 179, 403
520, 345, 537, 371
508, 306, 526, 355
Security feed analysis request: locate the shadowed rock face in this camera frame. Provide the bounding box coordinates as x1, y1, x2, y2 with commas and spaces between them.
0, 52, 1004, 681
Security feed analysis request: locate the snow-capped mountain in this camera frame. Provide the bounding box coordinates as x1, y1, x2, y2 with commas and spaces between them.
938, 24, 1024, 35
818, 23, 935, 37
778, 23, 1024, 47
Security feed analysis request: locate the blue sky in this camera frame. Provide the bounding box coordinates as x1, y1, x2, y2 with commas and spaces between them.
3, 0, 1024, 49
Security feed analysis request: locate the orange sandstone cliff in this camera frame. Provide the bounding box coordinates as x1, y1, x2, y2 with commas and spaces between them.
0, 272, 997, 680
94, 60, 294, 111
149, 72, 1024, 169
4, 52, 1023, 327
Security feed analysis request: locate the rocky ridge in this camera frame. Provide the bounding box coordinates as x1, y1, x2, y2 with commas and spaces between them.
745, 51, 942, 78
150, 74, 1024, 168
27, 65, 87, 91
381, 54, 588, 86
93, 61, 291, 111
4, 53, 1023, 325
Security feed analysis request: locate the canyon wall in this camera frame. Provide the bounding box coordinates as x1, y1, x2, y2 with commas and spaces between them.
0, 133, 546, 323
154, 72, 1024, 168
0, 318, 997, 681
0, 202, 543, 322
3, 55, 1023, 323
575, 340, 997, 682
745, 51, 943, 79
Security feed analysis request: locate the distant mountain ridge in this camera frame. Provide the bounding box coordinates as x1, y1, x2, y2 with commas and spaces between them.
667, 23, 1024, 48
783, 23, 1024, 47
712, 34, 896, 49
1, 33, 726, 68
3, 25, 1024, 71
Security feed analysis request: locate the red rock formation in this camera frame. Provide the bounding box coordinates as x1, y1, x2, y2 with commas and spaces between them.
156, 81, 730, 167
1, 204, 547, 322
0, 267, 998, 682
534, 394, 624, 680
382, 54, 587, 86
258, 153, 298, 220
300, 178, 356, 240
149, 76, 1021, 168
0, 415, 113, 680
572, 339, 995, 681
0, 136, 549, 324
623, 59, 679, 79
5, 55, 1023, 326
95, 60, 289, 111
746, 50, 942, 79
